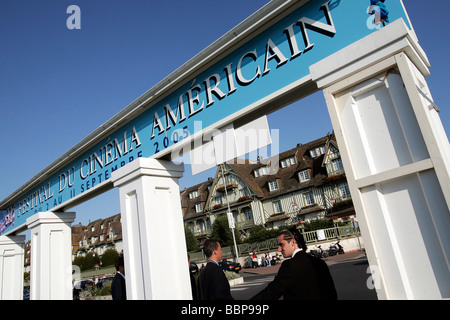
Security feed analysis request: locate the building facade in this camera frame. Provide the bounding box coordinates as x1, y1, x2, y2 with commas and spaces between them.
71, 213, 123, 259
181, 132, 355, 245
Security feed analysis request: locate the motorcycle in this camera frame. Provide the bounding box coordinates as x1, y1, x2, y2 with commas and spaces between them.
328, 240, 345, 256
309, 245, 328, 259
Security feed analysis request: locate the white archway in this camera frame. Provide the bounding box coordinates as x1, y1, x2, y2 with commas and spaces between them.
0, 1, 448, 300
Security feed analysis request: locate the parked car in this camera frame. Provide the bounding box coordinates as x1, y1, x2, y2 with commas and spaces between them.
74, 279, 94, 290
219, 260, 241, 273
190, 261, 199, 275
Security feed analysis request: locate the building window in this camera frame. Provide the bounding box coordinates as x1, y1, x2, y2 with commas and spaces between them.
240, 187, 249, 197
225, 175, 235, 185
303, 191, 315, 206
332, 158, 343, 172
243, 207, 253, 221
309, 145, 326, 158
189, 190, 199, 199
298, 169, 310, 182
198, 220, 206, 233
254, 166, 268, 178
268, 179, 279, 192
273, 200, 283, 213
280, 156, 297, 168
339, 182, 351, 199
214, 195, 222, 205
195, 202, 203, 213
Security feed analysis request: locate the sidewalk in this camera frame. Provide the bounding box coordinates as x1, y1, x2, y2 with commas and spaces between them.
242, 251, 366, 276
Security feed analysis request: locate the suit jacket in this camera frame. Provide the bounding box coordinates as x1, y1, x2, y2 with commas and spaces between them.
111, 272, 127, 300
198, 261, 234, 300
190, 272, 198, 300
251, 251, 337, 300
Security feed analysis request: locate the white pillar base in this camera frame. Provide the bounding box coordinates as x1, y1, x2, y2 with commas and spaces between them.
26, 211, 75, 300
111, 158, 192, 300
0, 235, 26, 300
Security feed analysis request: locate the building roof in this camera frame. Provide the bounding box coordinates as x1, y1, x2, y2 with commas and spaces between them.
180, 132, 338, 221
75, 213, 122, 252
181, 178, 214, 220
228, 133, 334, 200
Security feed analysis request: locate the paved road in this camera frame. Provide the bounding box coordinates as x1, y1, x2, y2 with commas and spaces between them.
231, 252, 378, 300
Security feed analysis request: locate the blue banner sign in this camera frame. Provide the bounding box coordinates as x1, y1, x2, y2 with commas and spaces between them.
1, 0, 411, 235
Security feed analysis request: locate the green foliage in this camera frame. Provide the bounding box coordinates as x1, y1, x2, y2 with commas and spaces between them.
72, 255, 85, 271
73, 248, 122, 271
101, 248, 119, 267
88, 284, 112, 296
72, 252, 100, 271
82, 252, 100, 271
224, 270, 240, 280
303, 219, 345, 231
184, 225, 200, 252
100, 285, 111, 296
242, 225, 279, 243
210, 215, 241, 247
303, 219, 334, 232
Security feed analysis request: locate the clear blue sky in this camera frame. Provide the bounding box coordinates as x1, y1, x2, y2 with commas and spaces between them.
1, 1, 449, 234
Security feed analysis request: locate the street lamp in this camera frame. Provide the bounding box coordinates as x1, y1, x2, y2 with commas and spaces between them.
220, 164, 239, 263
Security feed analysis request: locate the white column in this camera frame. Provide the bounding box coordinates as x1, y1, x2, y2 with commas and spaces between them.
311, 19, 450, 299
26, 211, 75, 300
0, 235, 26, 300
111, 158, 191, 300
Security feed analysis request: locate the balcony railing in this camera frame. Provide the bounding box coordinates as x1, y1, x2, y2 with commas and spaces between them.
236, 219, 255, 229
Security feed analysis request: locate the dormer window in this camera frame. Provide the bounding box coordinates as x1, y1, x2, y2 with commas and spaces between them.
280, 156, 297, 168
268, 179, 279, 192
298, 169, 310, 182
189, 190, 199, 199
309, 145, 326, 158
254, 166, 268, 177
195, 202, 203, 213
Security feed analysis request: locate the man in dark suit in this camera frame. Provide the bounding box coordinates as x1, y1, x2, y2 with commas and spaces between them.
251, 229, 337, 300
198, 239, 234, 300
111, 256, 126, 300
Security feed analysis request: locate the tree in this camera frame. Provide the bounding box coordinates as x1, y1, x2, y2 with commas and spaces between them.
210, 215, 240, 247
303, 219, 334, 231
73, 255, 85, 271
243, 225, 279, 243
101, 248, 119, 267
82, 252, 100, 271
184, 225, 200, 252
